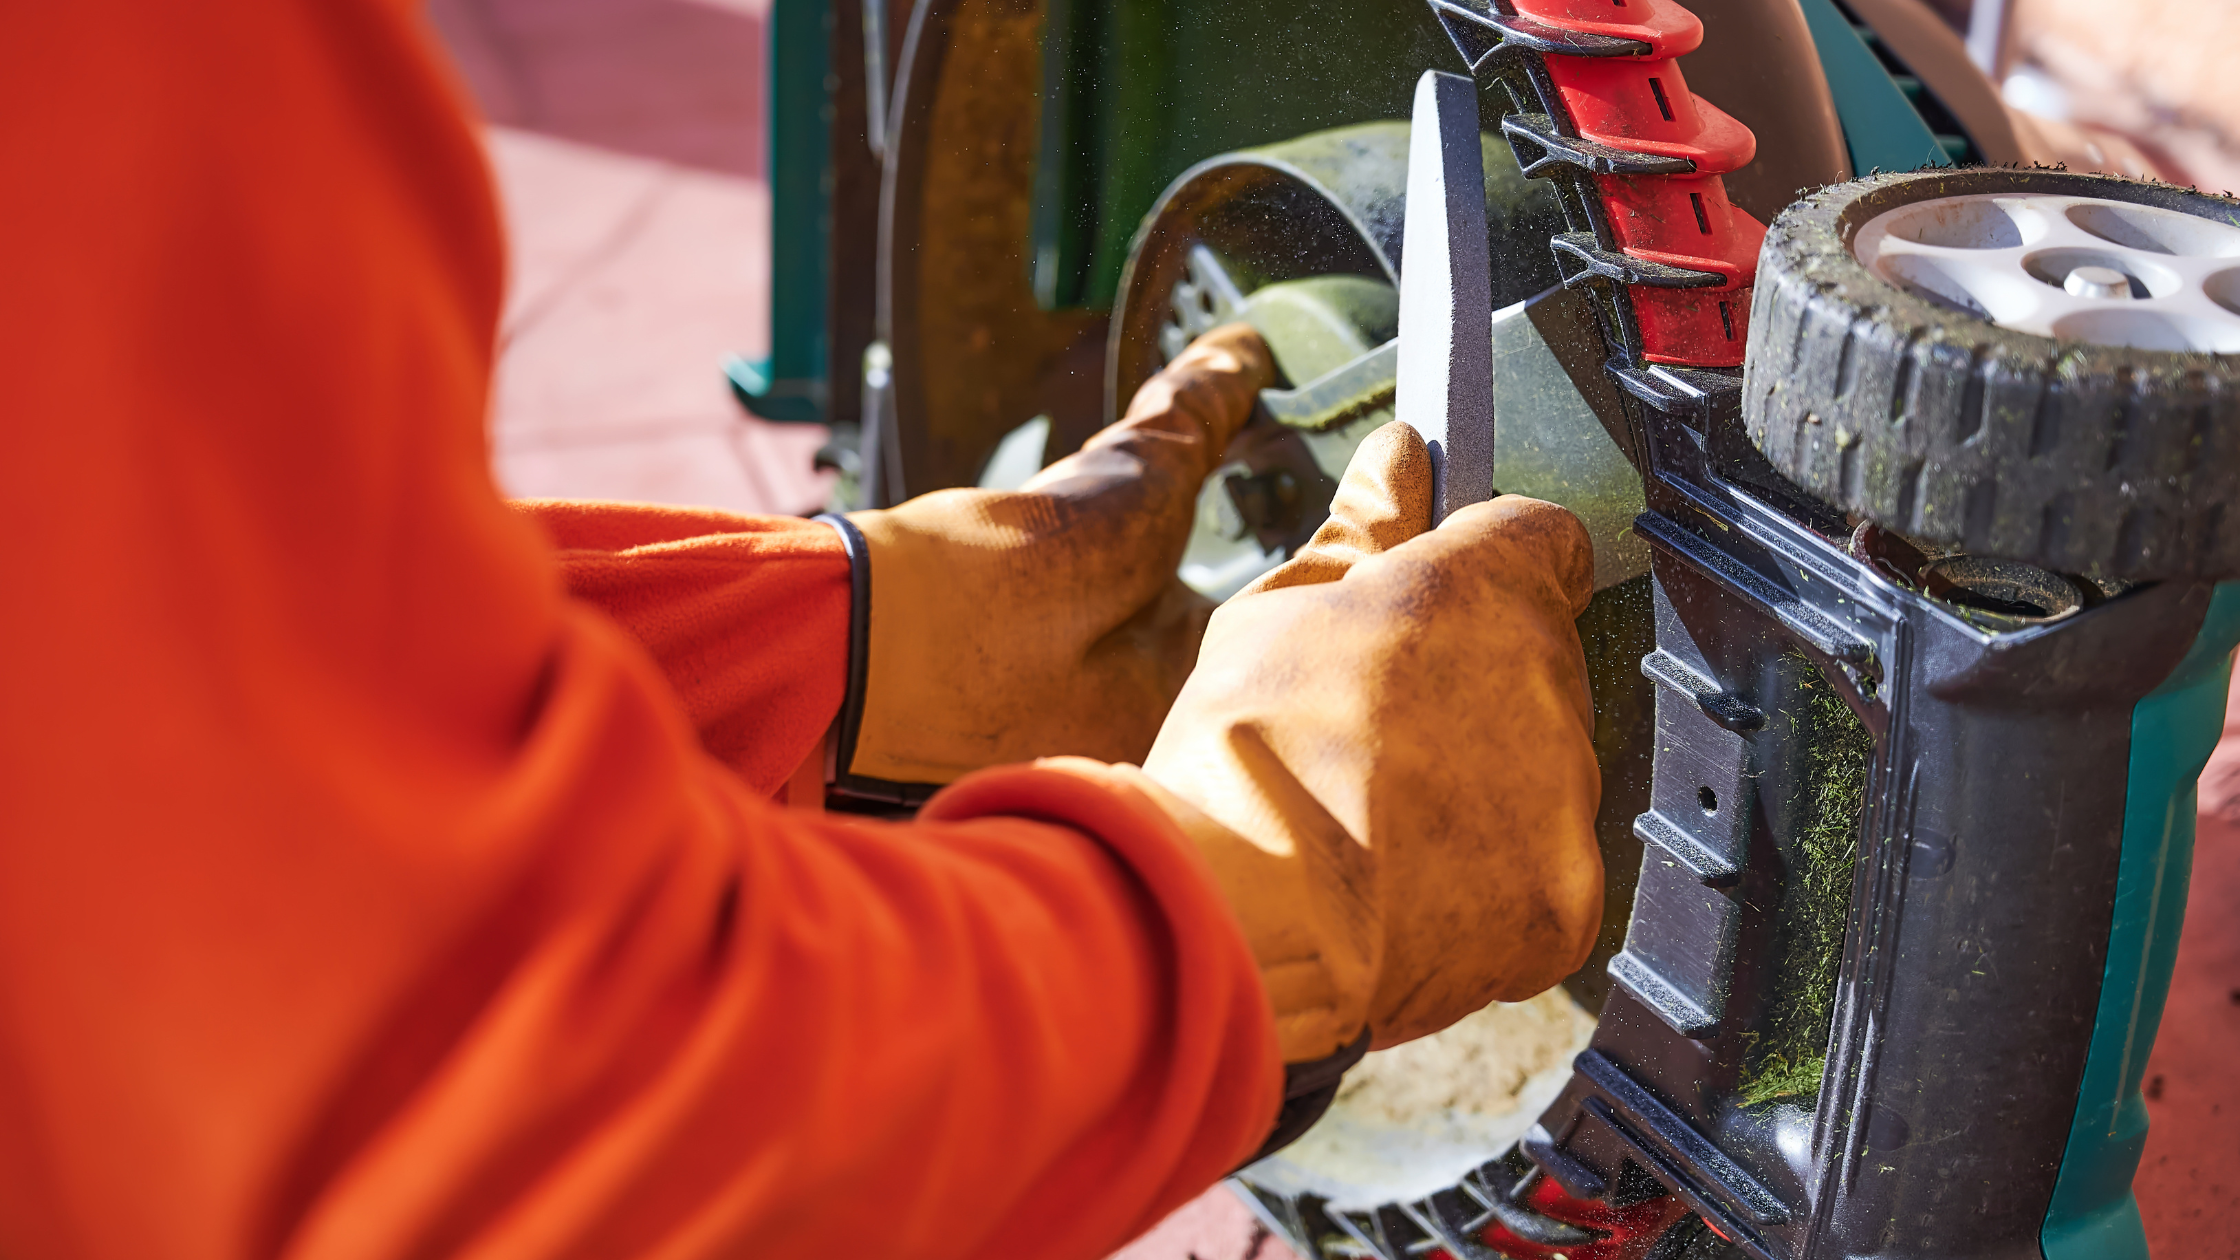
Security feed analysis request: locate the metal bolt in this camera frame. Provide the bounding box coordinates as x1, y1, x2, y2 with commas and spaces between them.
2063, 265, 2132, 299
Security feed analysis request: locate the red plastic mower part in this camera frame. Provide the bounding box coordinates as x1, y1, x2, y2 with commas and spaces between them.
1430, 1175, 1692, 1260
1540, 57, 1755, 173
1504, 0, 1768, 367
1626, 284, 1752, 366
1507, 0, 1705, 59
1595, 170, 1765, 365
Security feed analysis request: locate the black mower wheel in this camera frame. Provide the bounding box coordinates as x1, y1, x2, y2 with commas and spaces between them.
1744, 167, 2240, 581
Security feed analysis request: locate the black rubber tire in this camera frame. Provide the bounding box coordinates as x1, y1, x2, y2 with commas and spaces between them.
1743, 167, 2240, 581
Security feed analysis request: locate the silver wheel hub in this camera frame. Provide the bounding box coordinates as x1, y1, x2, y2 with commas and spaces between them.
1853, 192, 2240, 352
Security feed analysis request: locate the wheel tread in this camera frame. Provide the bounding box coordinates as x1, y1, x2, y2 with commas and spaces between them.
1743, 168, 2240, 579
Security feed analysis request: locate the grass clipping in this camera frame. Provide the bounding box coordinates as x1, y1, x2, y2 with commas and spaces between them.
1739, 655, 1874, 1109
1330, 988, 1595, 1124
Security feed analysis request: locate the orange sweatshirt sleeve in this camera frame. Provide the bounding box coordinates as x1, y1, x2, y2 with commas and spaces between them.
509, 501, 850, 796
0, 7, 1282, 1260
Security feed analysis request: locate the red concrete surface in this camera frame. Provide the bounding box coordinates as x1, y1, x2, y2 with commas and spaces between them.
2010, 0, 2240, 196
421, 2, 2235, 1254
1114, 1188, 1297, 1260
2139, 684, 2240, 1259
429, 0, 831, 515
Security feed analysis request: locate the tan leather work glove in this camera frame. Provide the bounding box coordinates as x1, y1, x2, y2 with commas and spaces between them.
825, 324, 1271, 802
1113, 419, 1604, 1065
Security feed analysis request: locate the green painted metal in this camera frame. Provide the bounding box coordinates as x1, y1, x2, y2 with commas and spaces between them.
1028, 0, 1091, 308
762, 0, 1957, 386
2043, 581, 2240, 1260
736, 0, 832, 423
1794, 0, 1951, 174
1027, 0, 1457, 310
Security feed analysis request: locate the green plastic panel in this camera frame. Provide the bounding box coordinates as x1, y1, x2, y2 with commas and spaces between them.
2043, 581, 2240, 1260
1793, 0, 1952, 175
735, 0, 832, 423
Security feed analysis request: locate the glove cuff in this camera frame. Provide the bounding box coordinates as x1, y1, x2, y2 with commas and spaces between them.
1106, 764, 1377, 1064
811, 512, 942, 812
1241, 1026, 1373, 1167
956, 757, 1367, 1166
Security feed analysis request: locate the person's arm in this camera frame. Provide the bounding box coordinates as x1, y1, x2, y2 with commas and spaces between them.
0, 8, 1277, 1260
511, 502, 850, 796
509, 321, 1272, 808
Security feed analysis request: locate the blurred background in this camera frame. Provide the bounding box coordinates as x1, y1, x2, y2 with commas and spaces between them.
426, 0, 2240, 519
428, 0, 830, 515
422, 0, 2240, 1255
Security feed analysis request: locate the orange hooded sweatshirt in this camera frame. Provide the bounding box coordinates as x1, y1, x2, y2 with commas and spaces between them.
0, 4, 1282, 1260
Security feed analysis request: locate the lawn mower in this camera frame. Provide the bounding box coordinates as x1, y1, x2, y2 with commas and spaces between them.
742, 1, 2240, 1255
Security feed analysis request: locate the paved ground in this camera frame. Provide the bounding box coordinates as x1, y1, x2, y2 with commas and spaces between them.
2008, 0, 2240, 195
428, 0, 830, 516
2147, 695, 2240, 1260
426, 0, 2237, 1253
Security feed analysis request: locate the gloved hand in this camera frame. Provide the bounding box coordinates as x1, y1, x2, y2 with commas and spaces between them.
1110, 419, 1604, 1064
829, 324, 1272, 797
